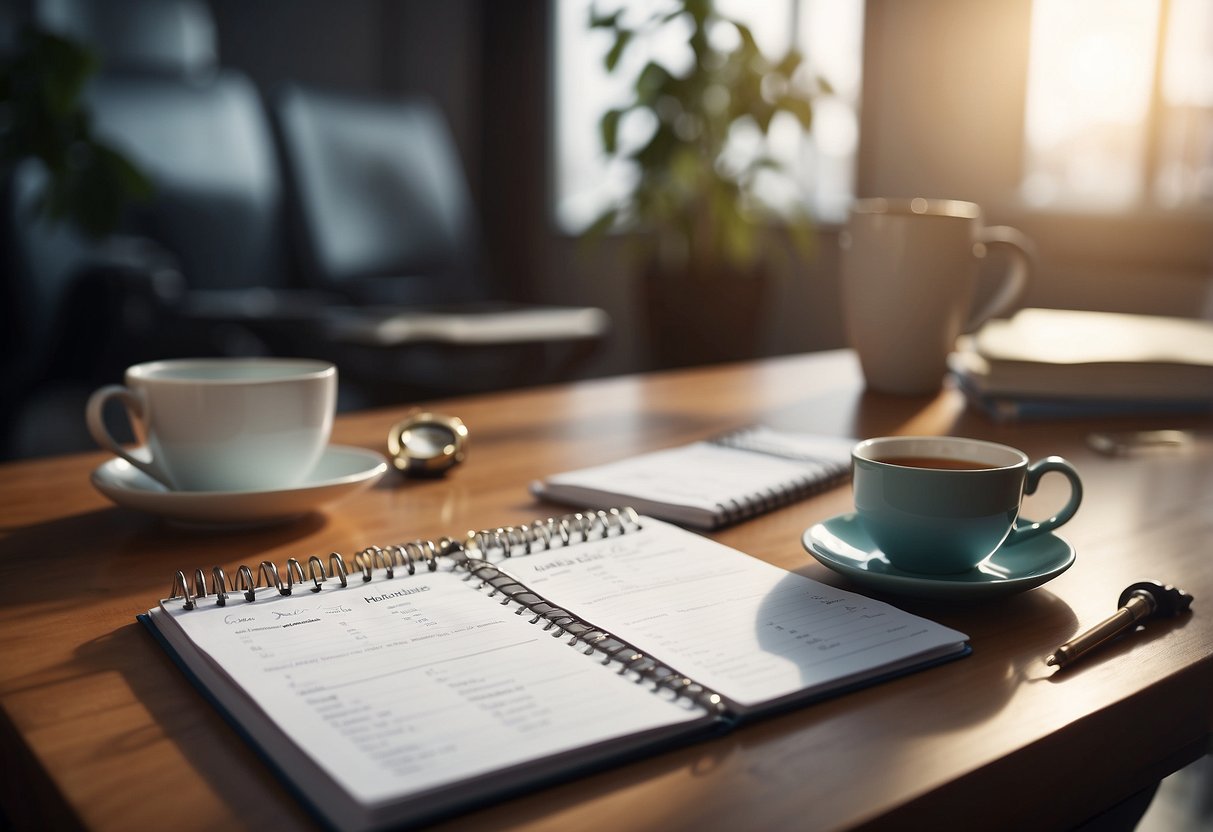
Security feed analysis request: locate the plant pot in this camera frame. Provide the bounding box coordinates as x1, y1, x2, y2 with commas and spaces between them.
638, 263, 770, 370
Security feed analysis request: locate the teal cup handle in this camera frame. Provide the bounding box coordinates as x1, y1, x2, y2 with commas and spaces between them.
1004, 456, 1082, 547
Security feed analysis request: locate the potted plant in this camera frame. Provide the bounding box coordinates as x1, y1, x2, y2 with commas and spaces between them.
587, 0, 827, 368
0, 25, 152, 238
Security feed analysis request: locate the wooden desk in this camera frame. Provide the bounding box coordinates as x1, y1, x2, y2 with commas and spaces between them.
1, 350, 1210, 831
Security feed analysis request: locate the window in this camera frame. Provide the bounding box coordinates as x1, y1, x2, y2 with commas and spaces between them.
1156, 0, 1213, 207
1022, 0, 1213, 210
551, 0, 865, 233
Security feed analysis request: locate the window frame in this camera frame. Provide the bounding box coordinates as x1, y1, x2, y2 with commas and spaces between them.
856, 0, 1212, 305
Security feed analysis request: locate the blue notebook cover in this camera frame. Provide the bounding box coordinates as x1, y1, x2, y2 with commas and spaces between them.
953, 373, 1213, 423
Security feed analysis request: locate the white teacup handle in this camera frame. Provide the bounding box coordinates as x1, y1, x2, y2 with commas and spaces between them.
965, 225, 1034, 332
86, 385, 172, 488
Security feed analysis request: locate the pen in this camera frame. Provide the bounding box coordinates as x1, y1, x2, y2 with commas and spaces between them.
1046, 581, 1193, 669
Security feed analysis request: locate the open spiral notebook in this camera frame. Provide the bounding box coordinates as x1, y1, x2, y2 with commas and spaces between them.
141, 509, 968, 832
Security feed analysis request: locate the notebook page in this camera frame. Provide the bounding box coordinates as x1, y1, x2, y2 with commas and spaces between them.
541, 443, 833, 513
503, 519, 968, 710
155, 568, 704, 809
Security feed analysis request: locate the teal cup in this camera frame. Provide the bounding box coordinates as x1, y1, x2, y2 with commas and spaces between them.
852, 436, 1082, 575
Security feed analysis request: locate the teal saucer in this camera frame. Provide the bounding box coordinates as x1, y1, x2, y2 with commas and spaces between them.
801, 513, 1075, 600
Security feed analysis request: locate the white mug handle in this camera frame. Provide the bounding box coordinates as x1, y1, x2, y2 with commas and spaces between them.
965, 225, 1034, 331
85, 385, 172, 488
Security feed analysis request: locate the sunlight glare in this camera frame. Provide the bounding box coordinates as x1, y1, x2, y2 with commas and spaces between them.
1022, 0, 1160, 207
1163, 0, 1213, 107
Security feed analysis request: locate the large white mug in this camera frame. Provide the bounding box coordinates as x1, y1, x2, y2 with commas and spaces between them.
840, 198, 1033, 394
86, 358, 337, 492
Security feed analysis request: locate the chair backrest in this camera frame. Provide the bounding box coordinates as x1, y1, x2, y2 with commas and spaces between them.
84, 72, 286, 292
1, 0, 288, 401
34, 0, 287, 293
273, 85, 484, 306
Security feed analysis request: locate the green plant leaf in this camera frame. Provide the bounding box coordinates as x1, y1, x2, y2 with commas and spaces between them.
777, 95, 813, 130
635, 61, 671, 103
669, 146, 702, 193
752, 100, 776, 133
97, 141, 155, 199
600, 108, 624, 154
631, 121, 677, 170
588, 7, 621, 29
733, 21, 760, 61
583, 206, 619, 239
58, 141, 154, 238
605, 28, 633, 72
775, 50, 803, 79
36, 31, 96, 118
685, 0, 711, 27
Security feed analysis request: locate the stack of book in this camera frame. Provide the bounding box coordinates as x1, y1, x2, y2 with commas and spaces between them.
948, 308, 1213, 421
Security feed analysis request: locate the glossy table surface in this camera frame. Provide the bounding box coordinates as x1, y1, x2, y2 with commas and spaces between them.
1, 350, 1210, 831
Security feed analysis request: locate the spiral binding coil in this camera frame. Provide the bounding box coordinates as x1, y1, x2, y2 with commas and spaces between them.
466, 507, 641, 558
169, 508, 642, 608
165, 507, 726, 714
710, 429, 850, 525
169, 545, 446, 610
450, 541, 727, 715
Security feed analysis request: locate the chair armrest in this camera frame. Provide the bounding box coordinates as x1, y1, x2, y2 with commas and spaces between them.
70, 235, 188, 311
43, 236, 186, 380
322, 304, 611, 347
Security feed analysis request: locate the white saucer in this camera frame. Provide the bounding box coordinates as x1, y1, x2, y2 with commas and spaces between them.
91, 445, 388, 526
801, 512, 1076, 600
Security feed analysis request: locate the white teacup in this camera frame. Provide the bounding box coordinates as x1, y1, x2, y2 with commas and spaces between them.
86, 358, 337, 492
840, 198, 1033, 395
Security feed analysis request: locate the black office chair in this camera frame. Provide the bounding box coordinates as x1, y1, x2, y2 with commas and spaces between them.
275, 86, 483, 306
269, 84, 609, 397
0, 0, 292, 459
0, 2, 608, 457
36, 0, 290, 298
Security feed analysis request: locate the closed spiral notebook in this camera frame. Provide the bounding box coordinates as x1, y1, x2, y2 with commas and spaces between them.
530, 426, 855, 529
140, 509, 968, 832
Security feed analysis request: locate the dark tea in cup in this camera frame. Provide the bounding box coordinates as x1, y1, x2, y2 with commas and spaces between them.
872, 455, 998, 471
